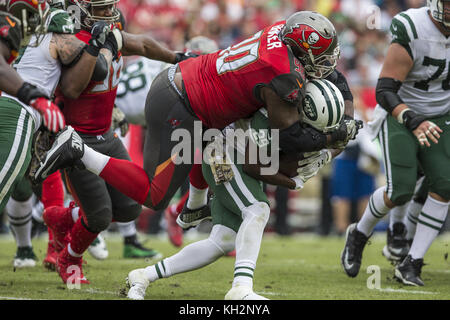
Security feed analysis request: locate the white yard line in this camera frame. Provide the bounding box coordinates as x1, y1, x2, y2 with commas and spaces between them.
377, 287, 439, 295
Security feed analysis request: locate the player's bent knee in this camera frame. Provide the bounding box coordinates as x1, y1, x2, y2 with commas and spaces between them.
113, 203, 142, 222
429, 184, 450, 202
85, 207, 113, 233
242, 202, 270, 225
209, 224, 236, 254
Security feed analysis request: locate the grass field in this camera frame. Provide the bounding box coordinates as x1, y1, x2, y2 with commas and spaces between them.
0, 231, 448, 300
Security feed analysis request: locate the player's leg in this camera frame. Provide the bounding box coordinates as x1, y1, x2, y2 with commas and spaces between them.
106, 132, 161, 259
403, 176, 428, 241
126, 200, 236, 300
34, 67, 199, 211
7, 176, 36, 268
165, 191, 188, 247
342, 117, 419, 277
395, 114, 450, 286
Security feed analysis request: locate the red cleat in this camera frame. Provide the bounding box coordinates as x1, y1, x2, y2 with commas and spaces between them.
165, 204, 183, 247
56, 246, 90, 285
43, 240, 57, 271
43, 202, 76, 252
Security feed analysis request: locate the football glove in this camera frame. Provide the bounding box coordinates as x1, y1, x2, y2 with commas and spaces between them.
328, 119, 363, 149
112, 106, 129, 137
398, 109, 427, 132
174, 51, 199, 63
104, 28, 123, 59
17, 82, 65, 133
297, 150, 332, 183
29, 129, 54, 179
291, 175, 305, 190
85, 21, 111, 56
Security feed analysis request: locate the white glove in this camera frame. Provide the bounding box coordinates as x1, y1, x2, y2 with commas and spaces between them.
297, 150, 332, 183
291, 175, 304, 190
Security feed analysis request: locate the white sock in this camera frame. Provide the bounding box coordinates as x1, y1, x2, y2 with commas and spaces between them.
389, 202, 408, 231
409, 196, 449, 260
117, 221, 136, 238
357, 187, 390, 237
144, 238, 224, 282
233, 202, 270, 288
186, 184, 208, 210
81, 145, 110, 175
7, 197, 33, 247
404, 200, 423, 240
68, 243, 83, 258
71, 206, 80, 223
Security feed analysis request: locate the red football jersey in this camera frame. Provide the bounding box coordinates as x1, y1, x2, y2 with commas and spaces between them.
58, 30, 123, 135
179, 21, 306, 129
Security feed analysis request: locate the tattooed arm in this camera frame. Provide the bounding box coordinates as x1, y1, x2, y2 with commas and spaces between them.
120, 31, 176, 63
52, 33, 98, 99
0, 40, 24, 96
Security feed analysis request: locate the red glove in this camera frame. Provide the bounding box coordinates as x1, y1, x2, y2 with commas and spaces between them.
29, 97, 66, 133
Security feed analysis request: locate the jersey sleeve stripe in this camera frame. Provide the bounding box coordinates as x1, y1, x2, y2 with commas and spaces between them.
390, 17, 414, 59
399, 13, 418, 39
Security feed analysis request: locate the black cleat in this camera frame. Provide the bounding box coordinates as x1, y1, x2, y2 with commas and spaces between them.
382, 222, 410, 264
33, 126, 85, 183
395, 255, 424, 286
341, 223, 370, 278
176, 202, 212, 230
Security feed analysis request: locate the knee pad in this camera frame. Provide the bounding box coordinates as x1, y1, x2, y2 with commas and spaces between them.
113, 203, 142, 222
84, 207, 112, 233
208, 224, 236, 254
242, 202, 270, 225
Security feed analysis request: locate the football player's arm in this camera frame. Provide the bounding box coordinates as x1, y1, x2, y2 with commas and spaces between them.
120, 31, 177, 64
242, 144, 297, 190
0, 40, 24, 96
377, 43, 441, 146
54, 34, 99, 99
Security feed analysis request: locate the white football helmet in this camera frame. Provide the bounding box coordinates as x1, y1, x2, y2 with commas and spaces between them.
301, 78, 344, 133
428, 0, 450, 28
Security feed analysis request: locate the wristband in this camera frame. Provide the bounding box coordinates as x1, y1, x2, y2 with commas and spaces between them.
396, 108, 410, 124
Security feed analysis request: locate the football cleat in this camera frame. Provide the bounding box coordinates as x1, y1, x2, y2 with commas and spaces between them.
341, 223, 370, 278
43, 240, 57, 271
56, 246, 90, 285
165, 204, 183, 247
176, 202, 212, 230
382, 222, 410, 264
88, 234, 109, 260
126, 268, 149, 300
224, 285, 269, 300
123, 242, 162, 259
394, 255, 425, 286
43, 203, 76, 252
33, 126, 85, 184
13, 246, 38, 268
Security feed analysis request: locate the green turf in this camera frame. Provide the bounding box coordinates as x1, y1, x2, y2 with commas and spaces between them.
0, 232, 448, 300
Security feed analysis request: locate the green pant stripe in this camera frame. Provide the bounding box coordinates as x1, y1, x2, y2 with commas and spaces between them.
379, 123, 392, 197
417, 218, 441, 231
0, 110, 33, 203
234, 272, 253, 279
420, 212, 445, 224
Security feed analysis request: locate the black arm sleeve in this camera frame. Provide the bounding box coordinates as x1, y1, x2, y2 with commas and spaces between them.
375, 77, 404, 114
325, 69, 353, 102
279, 122, 327, 154
91, 53, 109, 81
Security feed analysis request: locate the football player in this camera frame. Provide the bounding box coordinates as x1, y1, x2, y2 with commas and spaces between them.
114, 35, 219, 251
34, 12, 360, 245
41, 0, 199, 285
341, 0, 450, 286
0, 0, 109, 267
125, 79, 347, 300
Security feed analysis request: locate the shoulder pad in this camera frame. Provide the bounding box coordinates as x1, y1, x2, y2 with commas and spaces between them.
0, 12, 22, 55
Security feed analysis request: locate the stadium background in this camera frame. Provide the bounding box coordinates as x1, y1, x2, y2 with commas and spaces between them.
1, 0, 449, 237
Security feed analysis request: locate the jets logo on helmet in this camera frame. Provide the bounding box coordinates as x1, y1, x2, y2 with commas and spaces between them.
301, 79, 344, 133
280, 11, 340, 79
428, 0, 450, 28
